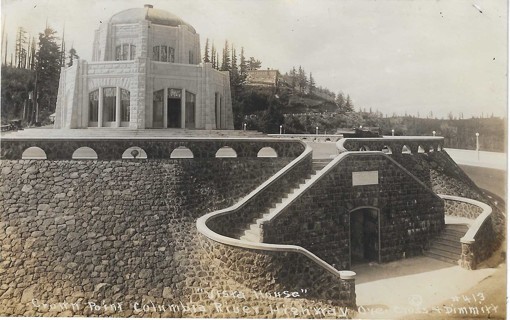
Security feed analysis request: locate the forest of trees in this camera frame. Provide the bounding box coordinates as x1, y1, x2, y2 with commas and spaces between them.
1, 25, 77, 125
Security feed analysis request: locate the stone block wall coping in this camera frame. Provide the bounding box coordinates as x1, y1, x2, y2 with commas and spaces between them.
268, 134, 344, 142
2, 136, 298, 142
87, 60, 136, 66
438, 194, 492, 245
337, 136, 445, 153
261, 151, 443, 225
196, 144, 354, 280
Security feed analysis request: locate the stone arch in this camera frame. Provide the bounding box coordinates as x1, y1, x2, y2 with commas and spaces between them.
382, 146, 393, 154
325, 138, 332, 142
417, 146, 425, 154
72, 147, 98, 160
122, 146, 148, 159
215, 146, 237, 158
359, 145, 370, 151
402, 145, 412, 154
21, 147, 47, 160
170, 146, 194, 158
257, 147, 278, 158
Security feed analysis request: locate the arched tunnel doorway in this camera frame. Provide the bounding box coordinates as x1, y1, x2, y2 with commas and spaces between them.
349, 207, 380, 265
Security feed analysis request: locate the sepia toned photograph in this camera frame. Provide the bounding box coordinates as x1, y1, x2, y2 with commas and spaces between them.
0, 0, 507, 318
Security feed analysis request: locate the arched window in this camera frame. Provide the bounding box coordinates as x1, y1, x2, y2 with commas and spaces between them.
122, 147, 148, 159
89, 90, 99, 122
170, 147, 194, 159
120, 89, 130, 122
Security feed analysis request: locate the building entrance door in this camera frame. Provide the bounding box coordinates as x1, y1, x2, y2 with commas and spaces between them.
350, 208, 380, 265
167, 98, 181, 128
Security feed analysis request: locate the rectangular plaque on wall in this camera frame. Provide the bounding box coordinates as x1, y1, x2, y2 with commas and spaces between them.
352, 171, 379, 186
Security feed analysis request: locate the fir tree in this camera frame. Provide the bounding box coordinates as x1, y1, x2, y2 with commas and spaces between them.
34, 27, 61, 124
203, 38, 210, 63
308, 72, 315, 94
247, 57, 261, 70
239, 47, 247, 77
67, 47, 79, 67
211, 42, 216, 69
220, 40, 231, 72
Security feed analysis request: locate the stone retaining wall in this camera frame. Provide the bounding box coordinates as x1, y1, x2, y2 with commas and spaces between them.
261, 152, 445, 269
199, 235, 356, 307
0, 158, 293, 316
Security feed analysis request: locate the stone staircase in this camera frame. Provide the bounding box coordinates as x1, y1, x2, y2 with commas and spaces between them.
424, 224, 469, 264
239, 159, 330, 243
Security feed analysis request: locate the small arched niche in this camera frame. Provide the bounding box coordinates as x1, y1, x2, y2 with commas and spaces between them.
402, 145, 412, 154
381, 146, 393, 154
22, 147, 47, 160
72, 147, 98, 160
257, 147, 278, 158
170, 146, 194, 159
122, 147, 148, 159
215, 146, 237, 158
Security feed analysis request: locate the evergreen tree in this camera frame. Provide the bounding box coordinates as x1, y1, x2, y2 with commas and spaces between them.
308, 72, 315, 94
297, 66, 307, 94
335, 92, 346, 111
203, 38, 210, 63
247, 57, 261, 70
67, 47, 79, 67
290, 67, 297, 92
211, 42, 217, 69
344, 94, 353, 112
239, 47, 247, 77
15, 27, 27, 68
220, 40, 231, 72
34, 27, 61, 124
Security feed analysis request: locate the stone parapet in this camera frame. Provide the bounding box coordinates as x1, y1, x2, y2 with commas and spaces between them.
337, 136, 444, 154
439, 195, 496, 270
1, 138, 306, 160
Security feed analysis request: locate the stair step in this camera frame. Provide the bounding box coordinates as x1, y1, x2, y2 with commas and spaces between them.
424, 251, 459, 265
429, 243, 461, 255
440, 233, 463, 242
431, 238, 462, 249
240, 234, 260, 242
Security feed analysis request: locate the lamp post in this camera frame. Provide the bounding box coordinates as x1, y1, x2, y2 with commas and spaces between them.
316, 126, 319, 135
432, 130, 436, 137
243, 123, 247, 131
280, 125, 283, 135
391, 129, 395, 136
476, 132, 480, 160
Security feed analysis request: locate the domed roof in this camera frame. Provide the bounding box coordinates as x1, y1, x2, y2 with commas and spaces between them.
110, 5, 196, 33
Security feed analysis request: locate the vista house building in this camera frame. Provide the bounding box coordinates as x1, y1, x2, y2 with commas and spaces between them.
54, 5, 234, 130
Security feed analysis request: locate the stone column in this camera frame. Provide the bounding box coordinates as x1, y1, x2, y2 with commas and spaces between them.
163, 88, 168, 128
181, 88, 186, 129
115, 86, 121, 127
98, 87, 103, 127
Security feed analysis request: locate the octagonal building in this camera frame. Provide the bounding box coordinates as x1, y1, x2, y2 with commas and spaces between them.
54, 4, 233, 130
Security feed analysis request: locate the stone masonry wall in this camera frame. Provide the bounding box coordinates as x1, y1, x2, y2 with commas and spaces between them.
199, 235, 356, 308
262, 153, 445, 269
0, 158, 297, 316
443, 200, 484, 219
207, 152, 313, 238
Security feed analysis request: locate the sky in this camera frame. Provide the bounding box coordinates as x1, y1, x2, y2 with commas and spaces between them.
1, 0, 508, 119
